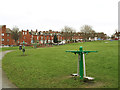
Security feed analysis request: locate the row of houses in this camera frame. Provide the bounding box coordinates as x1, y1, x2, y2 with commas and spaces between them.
111, 31, 120, 40
0, 25, 107, 46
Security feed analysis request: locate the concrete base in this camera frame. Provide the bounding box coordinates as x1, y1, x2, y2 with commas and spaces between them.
71, 73, 79, 76
84, 76, 94, 81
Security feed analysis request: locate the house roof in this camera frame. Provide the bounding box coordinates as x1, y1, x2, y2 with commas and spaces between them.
31, 31, 37, 35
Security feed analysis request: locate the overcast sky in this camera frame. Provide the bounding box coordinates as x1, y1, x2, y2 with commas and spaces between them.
0, 0, 119, 36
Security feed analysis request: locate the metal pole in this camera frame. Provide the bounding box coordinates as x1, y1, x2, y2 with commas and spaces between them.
77, 54, 80, 76
23, 41, 25, 55
83, 53, 86, 77
79, 47, 83, 79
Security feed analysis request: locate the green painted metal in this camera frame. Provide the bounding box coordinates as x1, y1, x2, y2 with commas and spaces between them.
23, 41, 25, 55
66, 46, 97, 80
79, 46, 83, 79
23, 41, 25, 45
66, 50, 97, 53
23, 41, 25, 49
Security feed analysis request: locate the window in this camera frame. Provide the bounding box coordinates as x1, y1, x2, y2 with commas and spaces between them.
7, 34, 9, 36
1, 39, 4, 41
1, 33, 4, 36
25, 32, 27, 35
45, 36, 46, 40
41, 36, 43, 39
41, 40, 43, 43
61, 37, 62, 40
37, 36, 39, 40
7, 39, 9, 42
31, 40, 33, 43
48, 37, 50, 40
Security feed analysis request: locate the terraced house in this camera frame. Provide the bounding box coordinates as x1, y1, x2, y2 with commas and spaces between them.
0, 25, 65, 46
0, 25, 107, 46
111, 31, 120, 40
0, 25, 15, 46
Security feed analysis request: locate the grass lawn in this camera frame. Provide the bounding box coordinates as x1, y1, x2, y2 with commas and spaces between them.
2, 40, 118, 88
1, 46, 33, 51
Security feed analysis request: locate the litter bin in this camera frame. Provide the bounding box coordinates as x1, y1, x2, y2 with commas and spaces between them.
19, 45, 22, 50
22, 48, 25, 52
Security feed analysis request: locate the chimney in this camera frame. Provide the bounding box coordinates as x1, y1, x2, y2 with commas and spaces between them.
27, 29, 29, 34
49, 30, 52, 32
2, 25, 6, 30
3, 25, 6, 28
36, 29, 38, 32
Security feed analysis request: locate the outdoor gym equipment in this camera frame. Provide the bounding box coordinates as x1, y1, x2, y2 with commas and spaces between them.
22, 41, 25, 55
19, 45, 22, 50
66, 46, 98, 80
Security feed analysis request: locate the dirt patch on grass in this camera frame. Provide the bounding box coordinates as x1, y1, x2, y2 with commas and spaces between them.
84, 81, 105, 88
20, 54, 28, 56
59, 75, 72, 80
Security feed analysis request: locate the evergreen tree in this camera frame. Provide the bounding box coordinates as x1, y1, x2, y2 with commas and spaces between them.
53, 34, 58, 43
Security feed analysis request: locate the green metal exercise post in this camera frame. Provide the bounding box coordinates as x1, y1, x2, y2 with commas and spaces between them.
66, 46, 97, 80
22, 41, 25, 55
23, 41, 25, 48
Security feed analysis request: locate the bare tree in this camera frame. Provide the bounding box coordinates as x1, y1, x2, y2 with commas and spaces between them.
80, 25, 96, 40
11, 26, 22, 45
61, 26, 76, 42
80, 25, 95, 33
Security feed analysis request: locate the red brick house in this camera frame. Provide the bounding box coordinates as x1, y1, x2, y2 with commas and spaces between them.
112, 32, 120, 40
0, 25, 15, 46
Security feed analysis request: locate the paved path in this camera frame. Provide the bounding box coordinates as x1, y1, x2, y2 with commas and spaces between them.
0, 50, 17, 89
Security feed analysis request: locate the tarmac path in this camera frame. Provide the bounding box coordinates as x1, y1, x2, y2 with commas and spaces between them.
0, 50, 17, 89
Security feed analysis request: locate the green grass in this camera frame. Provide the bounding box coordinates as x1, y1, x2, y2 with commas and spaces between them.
1, 46, 33, 51
2, 40, 118, 88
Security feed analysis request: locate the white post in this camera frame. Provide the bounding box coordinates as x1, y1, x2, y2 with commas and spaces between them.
83, 53, 86, 77
77, 54, 80, 76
